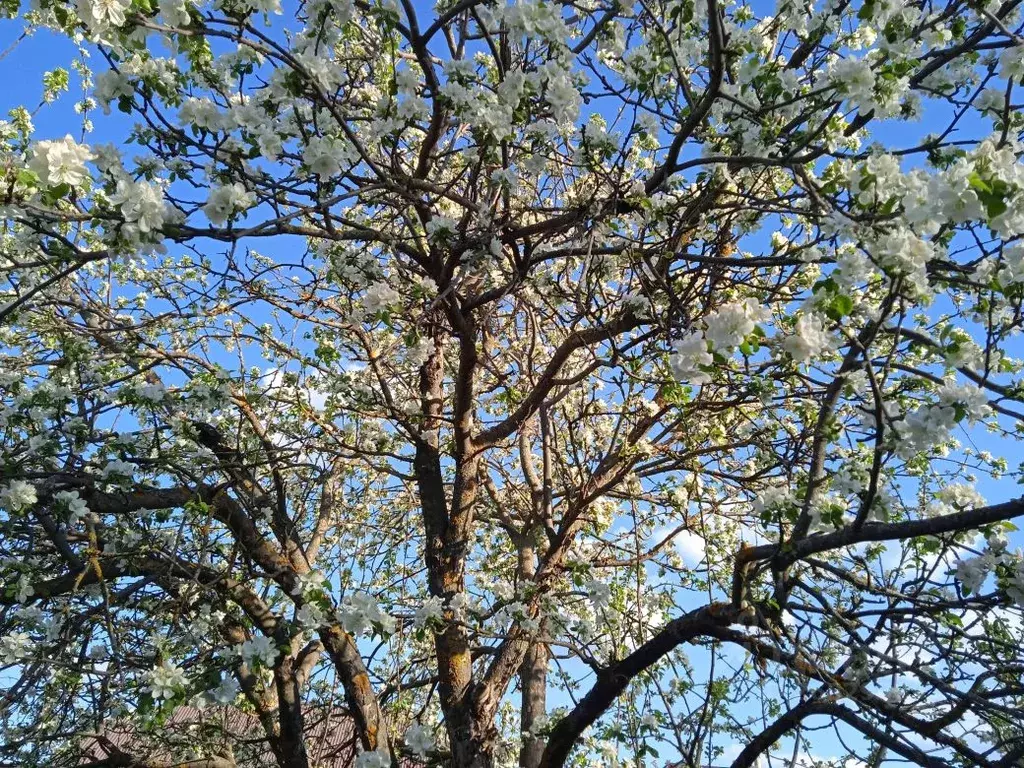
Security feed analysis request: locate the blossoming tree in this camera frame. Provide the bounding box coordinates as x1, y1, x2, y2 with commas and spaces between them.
2, 0, 1024, 765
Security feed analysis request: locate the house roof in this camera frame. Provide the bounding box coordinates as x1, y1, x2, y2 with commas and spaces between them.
78, 704, 418, 767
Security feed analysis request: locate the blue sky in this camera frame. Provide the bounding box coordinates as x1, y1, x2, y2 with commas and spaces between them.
3, 4, 1024, 766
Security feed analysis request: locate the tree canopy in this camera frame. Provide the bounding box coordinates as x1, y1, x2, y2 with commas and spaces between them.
2, 0, 1024, 765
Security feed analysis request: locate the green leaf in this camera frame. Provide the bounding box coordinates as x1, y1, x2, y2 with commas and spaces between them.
41, 182, 71, 205
833, 294, 854, 317
967, 171, 991, 194
977, 185, 1009, 219
812, 277, 838, 295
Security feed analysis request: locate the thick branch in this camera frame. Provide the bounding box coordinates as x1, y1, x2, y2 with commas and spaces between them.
474, 313, 639, 447
538, 604, 739, 768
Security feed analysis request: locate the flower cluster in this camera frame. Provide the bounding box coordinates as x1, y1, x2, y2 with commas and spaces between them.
954, 531, 1024, 606
404, 723, 435, 758
238, 635, 279, 668
203, 183, 254, 226
703, 299, 770, 351
144, 661, 187, 701
27, 135, 93, 188
782, 313, 831, 364
354, 749, 391, 768
336, 592, 394, 637
0, 632, 32, 665
413, 596, 445, 628
669, 333, 713, 385
0, 481, 37, 512
108, 178, 170, 236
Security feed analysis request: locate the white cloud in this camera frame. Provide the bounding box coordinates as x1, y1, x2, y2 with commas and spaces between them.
651, 525, 706, 566
265, 366, 329, 410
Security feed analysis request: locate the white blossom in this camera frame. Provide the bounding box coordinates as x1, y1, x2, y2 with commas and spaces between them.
100, 459, 135, 481
404, 723, 434, 757
363, 282, 401, 315
704, 299, 769, 351
158, 0, 192, 25
407, 337, 436, 367
545, 70, 581, 124
108, 179, 168, 234
0, 481, 37, 512
885, 687, 905, 707
447, 591, 477, 620
782, 313, 830, 363
931, 483, 985, 515
936, 380, 990, 422
203, 183, 254, 225
872, 229, 938, 294
670, 332, 713, 384
296, 603, 325, 629
896, 404, 957, 459
303, 136, 354, 177
425, 216, 458, 241
828, 57, 875, 106
0, 632, 32, 664
208, 674, 240, 705
133, 380, 168, 402
585, 579, 612, 609
999, 44, 1024, 81
145, 661, 187, 700
987, 530, 1009, 553
238, 635, 279, 667
336, 592, 393, 636
413, 595, 444, 628
355, 750, 391, 768
27, 136, 94, 188
76, 0, 132, 28
955, 555, 993, 594
1005, 552, 1024, 606
94, 71, 134, 114
54, 491, 89, 525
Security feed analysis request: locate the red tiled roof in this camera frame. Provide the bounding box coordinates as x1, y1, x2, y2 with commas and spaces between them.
78, 704, 410, 767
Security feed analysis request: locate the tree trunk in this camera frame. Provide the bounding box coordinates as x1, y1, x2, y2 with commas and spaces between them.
451, 732, 497, 768
272, 657, 310, 768
517, 538, 548, 768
